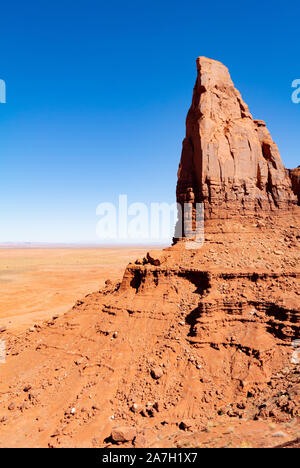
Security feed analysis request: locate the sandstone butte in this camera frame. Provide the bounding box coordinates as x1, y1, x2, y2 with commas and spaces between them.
0, 57, 299, 449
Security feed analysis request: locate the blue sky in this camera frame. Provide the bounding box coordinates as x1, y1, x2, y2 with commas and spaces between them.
0, 0, 299, 243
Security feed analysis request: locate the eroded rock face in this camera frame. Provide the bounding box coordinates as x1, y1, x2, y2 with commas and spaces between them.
176, 57, 296, 238
289, 166, 300, 204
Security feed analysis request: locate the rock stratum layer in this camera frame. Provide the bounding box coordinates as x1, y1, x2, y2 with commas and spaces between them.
0, 58, 299, 448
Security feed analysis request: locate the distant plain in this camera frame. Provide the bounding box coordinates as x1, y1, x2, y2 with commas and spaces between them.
0, 246, 154, 332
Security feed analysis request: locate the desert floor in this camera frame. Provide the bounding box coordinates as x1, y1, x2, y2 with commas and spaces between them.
0, 246, 152, 333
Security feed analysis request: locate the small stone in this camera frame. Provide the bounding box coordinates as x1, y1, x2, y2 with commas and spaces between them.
133, 434, 146, 448
179, 419, 192, 431
131, 403, 141, 413
291, 349, 300, 364
151, 367, 163, 380
272, 431, 287, 438
111, 426, 136, 442
153, 401, 160, 412
8, 403, 15, 411
225, 426, 235, 434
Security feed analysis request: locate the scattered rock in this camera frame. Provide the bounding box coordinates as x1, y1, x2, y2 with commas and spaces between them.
133, 434, 147, 448
130, 403, 142, 413
146, 251, 163, 266
272, 431, 288, 438
111, 426, 136, 442
151, 367, 163, 380
179, 419, 193, 431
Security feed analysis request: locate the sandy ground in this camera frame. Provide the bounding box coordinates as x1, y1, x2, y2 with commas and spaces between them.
0, 247, 152, 333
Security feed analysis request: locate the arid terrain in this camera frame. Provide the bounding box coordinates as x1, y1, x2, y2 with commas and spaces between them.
0, 57, 299, 449
0, 247, 152, 332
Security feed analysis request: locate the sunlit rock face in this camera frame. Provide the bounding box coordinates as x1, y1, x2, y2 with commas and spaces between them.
175, 57, 297, 239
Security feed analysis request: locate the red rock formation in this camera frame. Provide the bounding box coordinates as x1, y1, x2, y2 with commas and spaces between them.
175, 57, 297, 239
0, 57, 299, 449
289, 165, 300, 204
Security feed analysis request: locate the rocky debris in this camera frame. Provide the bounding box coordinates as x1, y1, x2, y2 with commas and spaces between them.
272, 437, 300, 449
254, 369, 300, 421
111, 426, 136, 443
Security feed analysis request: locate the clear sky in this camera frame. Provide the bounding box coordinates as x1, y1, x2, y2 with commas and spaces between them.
0, 0, 299, 243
